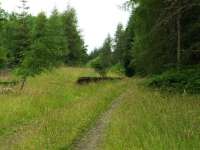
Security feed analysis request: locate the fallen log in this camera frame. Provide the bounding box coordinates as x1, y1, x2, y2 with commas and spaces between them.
0, 81, 19, 86
77, 77, 123, 85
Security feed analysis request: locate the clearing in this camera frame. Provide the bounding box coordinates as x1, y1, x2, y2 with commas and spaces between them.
0, 68, 200, 150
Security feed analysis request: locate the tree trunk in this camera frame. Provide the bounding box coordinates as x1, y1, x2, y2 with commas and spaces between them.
20, 77, 27, 90
177, 9, 181, 70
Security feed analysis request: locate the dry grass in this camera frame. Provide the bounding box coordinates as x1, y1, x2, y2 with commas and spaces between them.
102, 79, 200, 150
0, 67, 130, 149
101, 78, 200, 150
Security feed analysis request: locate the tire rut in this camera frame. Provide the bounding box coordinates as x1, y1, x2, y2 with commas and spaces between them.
72, 90, 131, 150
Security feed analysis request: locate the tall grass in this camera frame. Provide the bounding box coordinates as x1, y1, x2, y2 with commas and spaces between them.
101, 78, 200, 150
0, 67, 130, 149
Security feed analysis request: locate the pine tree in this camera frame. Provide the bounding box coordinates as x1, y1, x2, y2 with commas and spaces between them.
123, 11, 135, 77
46, 8, 68, 63
3, 12, 19, 67
62, 7, 86, 65
17, 12, 50, 79
128, 0, 200, 75
13, 0, 31, 67
88, 48, 101, 61
92, 35, 112, 77
0, 4, 7, 69
101, 35, 112, 68
17, 9, 69, 90
113, 23, 125, 65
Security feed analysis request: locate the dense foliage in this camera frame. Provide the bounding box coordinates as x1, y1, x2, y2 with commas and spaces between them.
130, 0, 200, 74
148, 65, 200, 94
88, 0, 199, 92
0, 1, 87, 88
0, 0, 199, 92
128, 0, 200, 92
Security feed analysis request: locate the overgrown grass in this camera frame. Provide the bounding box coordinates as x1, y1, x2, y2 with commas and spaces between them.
101, 78, 200, 150
0, 67, 130, 149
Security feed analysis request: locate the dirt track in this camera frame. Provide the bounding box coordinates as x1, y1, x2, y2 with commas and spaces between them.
73, 90, 131, 150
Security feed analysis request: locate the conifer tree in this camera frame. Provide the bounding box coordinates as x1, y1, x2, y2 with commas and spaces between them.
101, 35, 112, 68
123, 11, 135, 76
18, 9, 69, 89
127, 0, 200, 75
92, 35, 112, 77
17, 12, 49, 78
0, 4, 7, 69
62, 7, 87, 65
113, 23, 125, 65
46, 8, 68, 63
13, 0, 31, 67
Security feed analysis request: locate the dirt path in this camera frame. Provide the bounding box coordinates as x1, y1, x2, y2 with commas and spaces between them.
73, 90, 131, 150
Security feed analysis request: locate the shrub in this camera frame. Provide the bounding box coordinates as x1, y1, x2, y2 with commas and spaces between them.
90, 56, 108, 77
147, 65, 200, 94
109, 63, 125, 75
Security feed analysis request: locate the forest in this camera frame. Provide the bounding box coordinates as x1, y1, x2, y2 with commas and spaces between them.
0, 0, 200, 149
0, 1, 87, 89
88, 0, 200, 93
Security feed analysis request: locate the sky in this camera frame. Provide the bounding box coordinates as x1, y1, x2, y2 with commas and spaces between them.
1, 0, 130, 53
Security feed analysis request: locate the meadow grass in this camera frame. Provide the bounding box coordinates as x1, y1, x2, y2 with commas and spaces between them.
0, 67, 130, 149
101, 78, 200, 150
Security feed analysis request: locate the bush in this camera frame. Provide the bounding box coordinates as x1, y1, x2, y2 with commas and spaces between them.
109, 63, 125, 75
90, 56, 108, 77
147, 65, 200, 94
